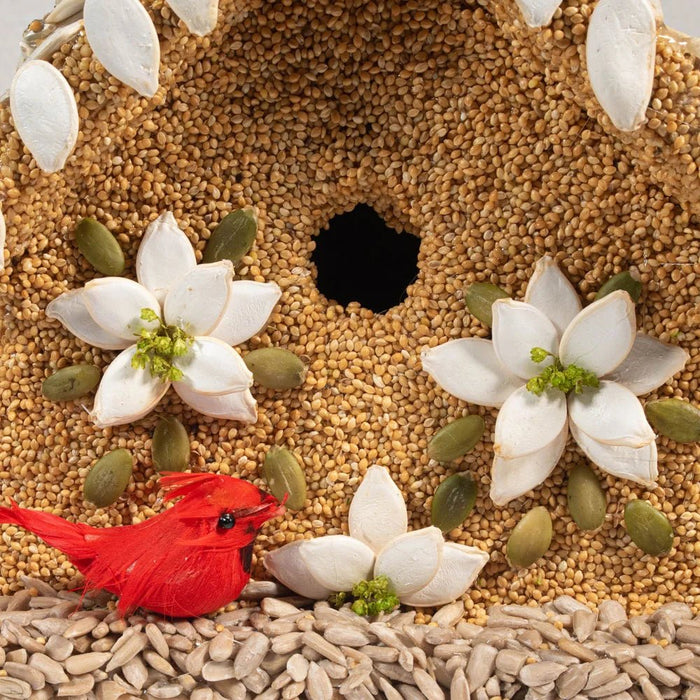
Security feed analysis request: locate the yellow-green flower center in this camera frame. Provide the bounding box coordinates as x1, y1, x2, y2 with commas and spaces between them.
526, 347, 599, 396
131, 308, 194, 382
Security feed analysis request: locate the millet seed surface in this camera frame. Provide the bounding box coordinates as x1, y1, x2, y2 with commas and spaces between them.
0, 0, 697, 619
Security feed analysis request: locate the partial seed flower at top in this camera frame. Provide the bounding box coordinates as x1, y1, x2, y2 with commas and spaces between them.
46, 211, 282, 427
422, 257, 689, 506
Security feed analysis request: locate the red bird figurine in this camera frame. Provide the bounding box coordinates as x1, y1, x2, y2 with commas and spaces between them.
0, 472, 284, 618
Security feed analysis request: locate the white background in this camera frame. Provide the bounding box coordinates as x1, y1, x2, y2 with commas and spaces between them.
1, 0, 699, 93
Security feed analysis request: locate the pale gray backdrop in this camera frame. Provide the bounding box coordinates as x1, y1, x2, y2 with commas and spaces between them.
1, 0, 700, 93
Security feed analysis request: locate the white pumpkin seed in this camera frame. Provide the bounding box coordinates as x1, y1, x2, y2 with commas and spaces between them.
586, 0, 657, 131
28, 20, 84, 63
46, 0, 86, 24
513, 0, 562, 27
166, 0, 219, 36
10, 60, 79, 173
83, 0, 161, 97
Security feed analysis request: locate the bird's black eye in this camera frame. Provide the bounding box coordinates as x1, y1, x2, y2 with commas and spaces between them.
218, 512, 236, 530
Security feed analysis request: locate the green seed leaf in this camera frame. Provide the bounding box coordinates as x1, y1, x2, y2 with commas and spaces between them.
42, 364, 101, 402
465, 282, 510, 327
624, 500, 673, 556
202, 207, 258, 265
428, 415, 485, 462
506, 506, 552, 568
431, 473, 477, 533
645, 398, 700, 444
567, 463, 607, 531
244, 348, 307, 390
263, 446, 307, 510
595, 270, 642, 303
152, 416, 190, 472
84, 449, 133, 508
75, 218, 125, 276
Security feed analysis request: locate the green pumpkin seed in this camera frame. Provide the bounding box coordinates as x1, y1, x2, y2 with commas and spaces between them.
84, 449, 133, 508
567, 463, 607, 531
202, 207, 258, 265
465, 282, 510, 327
624, 500, 674, 556
428, 415, 485, 462
595, 270, 642, 303
41, 364, 101, 401
152, 416, 190, 472
244, 348, 307, 390
506, 506, 552, 568
75, 218, 125, 276
431, 473, 477, 533
263, 446, 306, 510
645, 398, 700, 444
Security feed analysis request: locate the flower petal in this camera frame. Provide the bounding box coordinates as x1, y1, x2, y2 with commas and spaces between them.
570, 420, 658, 485
348, 466, 407, 554
91, 346, 170, 427
174, 337, 253, 396
46, 289, 132, 350
513, 0, 562, 27
299, 536, 375, 593
209, 281, 282, 347
494, 385, 568, 460
173, 384, 257, 423
163, 261, 233, 336
490, 423, 568, 506
165, 0, 219, 35
10, 60, 79, 173
83, 278, 161, 340
401, 543, 489, 607
492, 300, 559, 380
136, 212, 197, 304
568, 380, 655, 447
605, 333, 689, 396
421, 338, 523, 408
263, 541, 333, 600
524, 256, 582, 336
374, 527, 443, 598
559, 291, 636, 376
84, 0, 161, 97
586, 0, 656, 131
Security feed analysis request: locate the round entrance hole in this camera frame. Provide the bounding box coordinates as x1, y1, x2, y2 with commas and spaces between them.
311, 204, 420, 313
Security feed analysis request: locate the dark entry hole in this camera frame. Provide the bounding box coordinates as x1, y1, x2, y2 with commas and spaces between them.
311, 204, 420, 313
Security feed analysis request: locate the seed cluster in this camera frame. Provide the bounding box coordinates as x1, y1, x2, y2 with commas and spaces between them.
0, 0, 698, 620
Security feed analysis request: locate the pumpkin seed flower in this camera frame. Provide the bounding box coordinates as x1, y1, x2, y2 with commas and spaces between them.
264, 466, 489, 607
46, 212, 281, 427
422, 257, 689, 506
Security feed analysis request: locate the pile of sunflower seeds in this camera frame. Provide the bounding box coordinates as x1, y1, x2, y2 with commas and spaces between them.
0, 577, 699, 699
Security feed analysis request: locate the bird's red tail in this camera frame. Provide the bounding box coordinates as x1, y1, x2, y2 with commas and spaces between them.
0, 500, 94, 560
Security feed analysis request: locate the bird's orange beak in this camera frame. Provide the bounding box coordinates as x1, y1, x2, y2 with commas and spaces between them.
233, 492, 285, 528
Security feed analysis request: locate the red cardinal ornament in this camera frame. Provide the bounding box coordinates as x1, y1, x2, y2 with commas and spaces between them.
0, 472, 284, 618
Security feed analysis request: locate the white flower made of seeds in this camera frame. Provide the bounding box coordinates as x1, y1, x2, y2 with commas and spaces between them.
422, 257, 689, 506
46, 212, 281, 427
264, 466, 489, 607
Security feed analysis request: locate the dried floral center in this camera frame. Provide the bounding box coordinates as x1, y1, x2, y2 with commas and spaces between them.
131, 308, 194, 382
329, 575, 400, 616
526, 347, 600, 396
